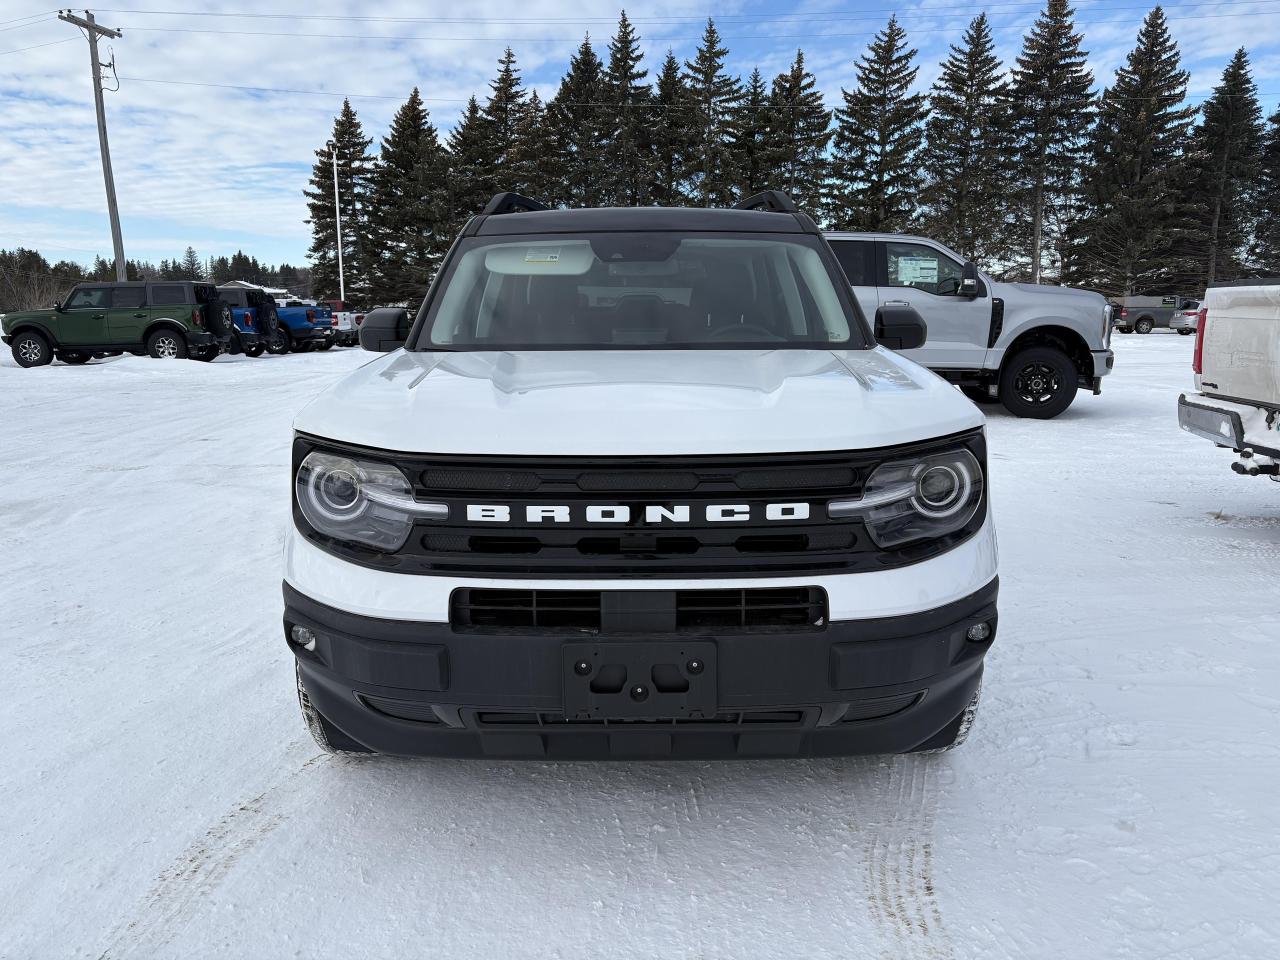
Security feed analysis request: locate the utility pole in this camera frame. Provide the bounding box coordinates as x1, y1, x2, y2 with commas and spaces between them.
330, 142, 345, 303
58, 9, 126, 282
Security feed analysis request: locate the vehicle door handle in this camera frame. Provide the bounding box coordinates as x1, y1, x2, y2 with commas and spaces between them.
92, 313, 105, 319
133, 312, 146, 318
884, 300, 910, 307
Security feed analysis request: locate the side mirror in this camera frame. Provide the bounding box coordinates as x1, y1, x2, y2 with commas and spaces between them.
54, 301, 63, 312
960, 262, 981, 298
359, 307, 411, 352
874, 305, 927, 350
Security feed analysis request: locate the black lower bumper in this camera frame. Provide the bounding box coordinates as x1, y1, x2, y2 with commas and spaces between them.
284, 579, 998, 760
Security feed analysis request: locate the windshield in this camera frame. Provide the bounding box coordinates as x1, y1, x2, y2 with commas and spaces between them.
415, 232, 869, 350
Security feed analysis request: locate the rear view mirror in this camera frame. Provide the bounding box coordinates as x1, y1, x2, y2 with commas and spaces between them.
874, 305, 927, 350
359, 307, 411, 352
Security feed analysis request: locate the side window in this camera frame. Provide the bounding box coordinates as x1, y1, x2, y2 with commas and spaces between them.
111, 287, 146, 309
885, 242, 964, 296
150, 285, 187, 306
65, 287, 108, 309
828, 240, 874, 286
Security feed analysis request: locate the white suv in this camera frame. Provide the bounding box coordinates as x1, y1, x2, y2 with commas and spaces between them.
282, 192, 998, 760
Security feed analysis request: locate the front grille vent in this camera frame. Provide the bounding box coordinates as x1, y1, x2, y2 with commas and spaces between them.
451, 587, 827, 634
474, 710, 808, 728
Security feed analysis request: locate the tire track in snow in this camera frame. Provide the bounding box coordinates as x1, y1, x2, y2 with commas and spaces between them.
863, 757, 954, 959
94, 754, 326, 959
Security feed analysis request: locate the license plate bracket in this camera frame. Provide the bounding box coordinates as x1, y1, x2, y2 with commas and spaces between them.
562, 641, 717, 720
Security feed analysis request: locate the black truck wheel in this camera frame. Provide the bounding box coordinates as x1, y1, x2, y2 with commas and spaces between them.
12, 330, 53, 367
998, 346, 1078, 419
146, 329, 189, 359
1134, 317, 1154, 334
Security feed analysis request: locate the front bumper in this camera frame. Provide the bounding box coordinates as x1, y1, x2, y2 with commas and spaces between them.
285, 578, 997, 759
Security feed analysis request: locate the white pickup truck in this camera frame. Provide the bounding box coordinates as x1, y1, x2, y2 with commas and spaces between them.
1178, 279, 1280, 479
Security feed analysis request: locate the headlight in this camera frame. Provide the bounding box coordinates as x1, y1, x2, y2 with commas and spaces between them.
828, 448, 983, 548
296, 450, 447, 551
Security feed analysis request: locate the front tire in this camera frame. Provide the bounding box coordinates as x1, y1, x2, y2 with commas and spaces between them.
1178, 328, 1193, 335
296, 664, 373, 756
999, 346, 1078, 420
245, 343, 265, 357
146, 329, 189, 360
11, 330, 52, 367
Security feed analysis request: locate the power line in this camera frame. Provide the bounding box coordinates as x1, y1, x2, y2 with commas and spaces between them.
0, 9, 56, 27
87, 0, 1280, 26
114, 73, 1278, 106
0, 15, 55, 32
0, 36, 76, 56
116, 7, 1280, 46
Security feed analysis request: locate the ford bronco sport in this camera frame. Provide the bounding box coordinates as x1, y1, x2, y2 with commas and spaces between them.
283, 192, 999, 760
3, 280, 232, 366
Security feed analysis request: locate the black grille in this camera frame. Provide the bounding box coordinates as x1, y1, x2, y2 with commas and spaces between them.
451, 586, 827, 634
294, 432, 986, 578
472, 709, 810, 728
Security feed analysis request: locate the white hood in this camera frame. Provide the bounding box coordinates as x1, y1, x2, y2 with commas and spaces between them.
294, 348, 984, 456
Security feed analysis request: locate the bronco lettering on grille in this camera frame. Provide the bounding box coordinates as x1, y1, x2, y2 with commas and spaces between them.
464, 503, 812, 523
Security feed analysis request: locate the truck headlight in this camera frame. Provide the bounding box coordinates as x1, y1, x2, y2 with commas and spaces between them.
296, 450, 447, 551
828, 448, 983, 548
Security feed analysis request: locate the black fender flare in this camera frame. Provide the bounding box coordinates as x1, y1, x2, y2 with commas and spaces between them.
143, 318, 193, 345
7, 320, 59, 348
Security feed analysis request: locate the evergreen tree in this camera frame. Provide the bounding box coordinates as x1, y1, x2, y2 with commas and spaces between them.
728, 68, 774, 198
1009, 0, 1094, 282
305, 99, 374, 301
547, 36, 609, 207
828, 16, 926, 231
682, 19, 742, 205
445, 96, 496, 232
368, 87, 448, 308
765, 50, 831, 215
483, 48, 528, 190
1253, 108, 1280, 273
180, 246, 203, 279
602, 11, 653, 205
511, 90, 559, 201
920, 15, 1014, 266
650, 50, 693, 205
1187, 48, 1264, 284
1070, 7, 1197, 295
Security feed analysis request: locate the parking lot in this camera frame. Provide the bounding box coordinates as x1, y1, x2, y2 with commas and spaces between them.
1, 333, 1277, 959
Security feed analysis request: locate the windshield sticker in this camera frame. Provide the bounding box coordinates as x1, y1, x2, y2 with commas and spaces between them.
525, 249, 561, 264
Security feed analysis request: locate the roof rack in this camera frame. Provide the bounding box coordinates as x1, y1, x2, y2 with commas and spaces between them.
733, 190, 799, 214
481, 192, 549, 216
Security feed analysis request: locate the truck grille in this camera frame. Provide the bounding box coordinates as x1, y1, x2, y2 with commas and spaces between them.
294, 433, 985, 578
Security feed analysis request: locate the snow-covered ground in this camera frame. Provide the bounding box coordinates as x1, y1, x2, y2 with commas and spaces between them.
2, 334, 1277, 959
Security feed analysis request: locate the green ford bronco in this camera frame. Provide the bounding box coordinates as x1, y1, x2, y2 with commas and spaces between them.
2, 280, 233, 367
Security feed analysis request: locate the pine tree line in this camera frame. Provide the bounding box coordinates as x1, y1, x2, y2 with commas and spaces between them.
305, 6, 1280, 306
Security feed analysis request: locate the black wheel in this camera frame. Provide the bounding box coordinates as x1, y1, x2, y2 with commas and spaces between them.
11, 330, 52, 367
266, 327, 290, 355
296, 664, 373, 756
912, 683, 981, 753
960, 385, 1001, 405
291, 339, 313, 353
146, 329, 189, 360
999, 346, 1079, 419
192, 347, 217, 362
245, 343, 265, 357
316, 339, 333, 351
57, 351, 92, 365
228, 331, 244, 355
1134, 317, 1154, 334
1116, 327, 1132, 334
1178, 328, 1193, 336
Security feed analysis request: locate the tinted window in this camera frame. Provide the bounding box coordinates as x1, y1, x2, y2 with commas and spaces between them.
884, 242, 964, 296
218, 289, 247, 307
420, 233, 864, 351
150, 285, 188, 306
66, 287, 108, 309
111, 287, 146, 309
828, 239, 874, 286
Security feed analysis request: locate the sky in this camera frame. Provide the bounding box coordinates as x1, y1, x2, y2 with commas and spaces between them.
1, 0, 1278, 271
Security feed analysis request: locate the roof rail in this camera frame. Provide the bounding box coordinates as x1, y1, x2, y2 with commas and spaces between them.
481, 192, 549, 216
733, 190, 798, 214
